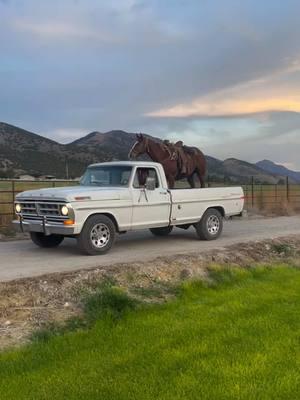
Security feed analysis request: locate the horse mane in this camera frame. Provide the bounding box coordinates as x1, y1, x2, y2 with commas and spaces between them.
145, 137, 172, 158
158, 142, 172, 157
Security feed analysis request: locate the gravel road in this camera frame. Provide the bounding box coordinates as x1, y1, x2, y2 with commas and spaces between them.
1, 216, 299, 282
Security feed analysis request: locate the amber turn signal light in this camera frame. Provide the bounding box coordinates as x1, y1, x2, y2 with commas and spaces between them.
64, 219, 75, 225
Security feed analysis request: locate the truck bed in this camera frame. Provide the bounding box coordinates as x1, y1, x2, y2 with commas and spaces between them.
169, 187, 244, 225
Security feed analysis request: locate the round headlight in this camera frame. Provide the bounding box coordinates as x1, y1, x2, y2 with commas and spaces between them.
61, 205, 69, 216
15, 203, 21, 213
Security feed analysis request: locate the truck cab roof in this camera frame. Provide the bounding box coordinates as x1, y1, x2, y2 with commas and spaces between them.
88, 161, 162, 168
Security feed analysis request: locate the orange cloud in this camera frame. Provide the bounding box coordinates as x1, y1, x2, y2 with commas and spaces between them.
146, 71, 300, 117
146, 96, 300, 117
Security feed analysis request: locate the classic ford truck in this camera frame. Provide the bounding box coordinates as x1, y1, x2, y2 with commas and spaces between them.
13, 161, 244, 255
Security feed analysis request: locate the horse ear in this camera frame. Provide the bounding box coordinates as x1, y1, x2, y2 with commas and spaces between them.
136, 133, 143, 142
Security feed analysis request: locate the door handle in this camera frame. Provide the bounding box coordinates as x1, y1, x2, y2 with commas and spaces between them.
160, 191, 168, 195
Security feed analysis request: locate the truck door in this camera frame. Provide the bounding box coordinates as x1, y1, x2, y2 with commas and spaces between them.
131, 167, 171, 229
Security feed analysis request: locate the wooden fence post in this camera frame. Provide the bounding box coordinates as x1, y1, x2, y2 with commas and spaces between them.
286, 176, 289, 202
243, 185, 248, 211
251, 176, 254, 208
12, 180, 15, 215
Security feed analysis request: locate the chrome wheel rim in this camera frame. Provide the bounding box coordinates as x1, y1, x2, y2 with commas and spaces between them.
90, 223, 110, 248
207, 215, 220, 235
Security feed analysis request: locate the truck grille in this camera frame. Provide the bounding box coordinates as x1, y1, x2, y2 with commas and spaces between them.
18, 201, 67, 219
20, 202, 37, 215
38, 203, 60, 216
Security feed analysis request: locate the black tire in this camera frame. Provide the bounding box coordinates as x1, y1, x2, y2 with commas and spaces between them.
77, 215, 116, 255
194, 208, 223, 240
30, 232, 64, 248
149, 226, 173, 236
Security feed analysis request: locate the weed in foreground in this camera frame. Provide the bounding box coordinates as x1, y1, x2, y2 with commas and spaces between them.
31, 283, 140, 343
271, 243, 295, 256
82, 284, 140, 323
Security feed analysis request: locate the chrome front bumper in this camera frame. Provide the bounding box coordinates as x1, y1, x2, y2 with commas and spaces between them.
13, 218, 75, 236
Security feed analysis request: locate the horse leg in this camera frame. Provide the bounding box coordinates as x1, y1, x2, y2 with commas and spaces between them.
167, 176, 175, 189
196, 170, 205, 188
200, 175, 206, 188
191, 169, 205, 188
187, 174, 195, 188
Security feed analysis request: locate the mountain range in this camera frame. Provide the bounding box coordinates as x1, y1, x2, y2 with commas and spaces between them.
0, 121, 298, 184
256, 160, 300, 183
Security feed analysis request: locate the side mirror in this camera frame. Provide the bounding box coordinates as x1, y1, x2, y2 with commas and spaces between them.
145, 177, 156, 191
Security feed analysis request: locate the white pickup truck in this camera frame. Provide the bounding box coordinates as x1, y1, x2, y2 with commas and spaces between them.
13, 161, 244, 255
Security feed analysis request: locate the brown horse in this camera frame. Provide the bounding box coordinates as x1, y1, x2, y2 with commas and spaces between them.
129, 134, 206, 189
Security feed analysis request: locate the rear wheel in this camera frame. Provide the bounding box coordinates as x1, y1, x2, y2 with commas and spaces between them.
77, 215, 116, 255
30, 232, 64, 248
194, 208, 223, 240
149, 226, 173, 237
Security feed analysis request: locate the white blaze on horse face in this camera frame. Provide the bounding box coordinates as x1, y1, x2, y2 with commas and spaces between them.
128, 141, 139, 159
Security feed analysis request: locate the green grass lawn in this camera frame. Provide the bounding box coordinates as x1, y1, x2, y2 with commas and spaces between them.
1, 266, 300, 399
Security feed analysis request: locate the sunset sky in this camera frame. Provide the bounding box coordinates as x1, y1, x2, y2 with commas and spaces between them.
1, 0, 300, 169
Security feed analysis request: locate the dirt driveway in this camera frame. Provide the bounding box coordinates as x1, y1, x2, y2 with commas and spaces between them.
0, 216, 299, 282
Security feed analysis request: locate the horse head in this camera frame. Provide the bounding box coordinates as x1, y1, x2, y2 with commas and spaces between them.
128, 134, 148, 159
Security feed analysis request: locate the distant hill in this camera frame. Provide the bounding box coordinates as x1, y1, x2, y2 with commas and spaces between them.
256, 160, 300, 183
205, 157, 290, 184
0, 122, 107, 178
0, 121, 296, 183
70, 130, 139, 161
222, 158, 286, 184
0, 124, 153, 178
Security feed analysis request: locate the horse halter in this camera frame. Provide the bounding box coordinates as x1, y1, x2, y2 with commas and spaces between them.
129, 136, 149, 158
129, 142, 139, 158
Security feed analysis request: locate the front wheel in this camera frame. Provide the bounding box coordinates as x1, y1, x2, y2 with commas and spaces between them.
77, 215, 116, 255
30, 232, 64, 248
194, 208, 223, 240
149, 226, 173, 236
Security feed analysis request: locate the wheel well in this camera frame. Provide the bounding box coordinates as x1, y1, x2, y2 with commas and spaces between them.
207, 206, 225, 217
86, 212, 119, 232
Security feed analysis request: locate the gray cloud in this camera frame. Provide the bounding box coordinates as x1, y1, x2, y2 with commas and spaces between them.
257, 112, 300, 139
1, 0, 300, 168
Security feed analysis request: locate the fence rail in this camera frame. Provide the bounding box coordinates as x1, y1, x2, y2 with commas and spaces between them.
0, 179, 78, 227
1, 177, 300, 227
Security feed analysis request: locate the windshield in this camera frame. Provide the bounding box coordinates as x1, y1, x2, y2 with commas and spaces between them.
80, 166, 132, 187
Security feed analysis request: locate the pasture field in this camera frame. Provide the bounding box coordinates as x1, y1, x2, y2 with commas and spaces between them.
1, 266, 300, 399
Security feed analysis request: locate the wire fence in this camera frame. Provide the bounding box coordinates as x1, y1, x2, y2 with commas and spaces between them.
208, 176, 300, 211
239, 182, 300, 211
1, 177, 300, 227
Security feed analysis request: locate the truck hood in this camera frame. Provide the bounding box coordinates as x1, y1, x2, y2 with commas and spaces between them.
16, 186, 130, 202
